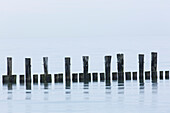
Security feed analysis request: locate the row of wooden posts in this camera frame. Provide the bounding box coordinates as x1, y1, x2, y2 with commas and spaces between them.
2, 52, 170, 90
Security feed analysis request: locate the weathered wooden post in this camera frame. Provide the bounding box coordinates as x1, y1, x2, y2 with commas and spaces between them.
117, 54, 124, 83
139, 54, 144, 84
165, 71, 169, 80
105, 56, 112, 86
151, 52, 157, 83
25, 58, 31, 90
159, 71, 163, 80
72, 73, 78, 82
100, 73, 105, 82
92, 73, 98, 82
125, 72, 131, 80
33, 74, 38, 84
145, 71, 150, 80
20, 75, 24, 85
65, 57, 71, 88
2, 57, 17, 89
79, 73, 84, 82
83, 56, 89, 84
133, 72, 137, 80
54, 73, 63, 83
40, 57, 52, 85
112, 72, 117, 81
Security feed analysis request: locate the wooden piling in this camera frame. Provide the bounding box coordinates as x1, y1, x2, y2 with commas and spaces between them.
33, 74, 38, 84
65, 57, 71, 88
54, 73, 63, 83
105, 56, 112, 86
151, 52, 157, 83
139, 54, 144, 83
125, 72, 131, 80
165, 71, 169, 80
117, 54, 124, 83
159, 71, 163, 80
145, 71, 150, 80
100, 73, 105, 82
112, 72, 117, 81
20, 75, 25, 84
83, 56, 89, 84
133, 72, 137, 80
25, 58, 31, 90
3, 57, 17, 84
72, 73, 78, 82
40, 57, 52, 83
79, 73, 84, 82
92, 73, 98, 82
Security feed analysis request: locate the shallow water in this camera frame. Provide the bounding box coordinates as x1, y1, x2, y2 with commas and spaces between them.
0, 80, 170, 113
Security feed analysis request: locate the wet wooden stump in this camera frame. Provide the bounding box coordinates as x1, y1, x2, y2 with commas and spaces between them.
117, 54, 124, 83
112, 72, 117, 81
159, 71, 163, 80
151, 52, 157, 83
100, 73, 105, 82
33, 74, 38, 84
145, 71, 150, 80
54, 73, 63, 83
20, 75, 25, 84
92, 73, 98, 82
105, 56, 112, 86
65, 57, 71, 88
83, 56, 89, 84
72, 73, 78, 82
133, 72, 137, 80
165, 71, 169, 80
25, 58, 31, 90
125, 72, 131, 80
139, 54, 144, 84
3, 57, 17, 85
40, 57, 52, 84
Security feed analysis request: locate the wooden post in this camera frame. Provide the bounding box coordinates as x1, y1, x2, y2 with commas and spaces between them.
25, 58, 31, 90
151, 52, 157, 83
125, 72, 131, 80
159, 71, 163, 80
40, 57, 52, 84
7, 57, 12, 76
165, 71, 169, 80
83, 56, 89, 84
54, 73, 63, 83
133, 72, 137, 80
145, 71, 150, 80
139, 54, 144, 84
2, 57, 16, 88
65, 57, 71, 88
100, 73, 105, 82
105, 56, 112, 86
92, 73, 98, 82
112, 72, 117, 81
79, 73, 84, 82
20, 75, 24, 85
117, 54, 124, 83
72, 73, 78, 82
33, 74, 38, 84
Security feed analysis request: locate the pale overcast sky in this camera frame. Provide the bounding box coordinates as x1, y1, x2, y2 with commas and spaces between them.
0, 0, 170, 38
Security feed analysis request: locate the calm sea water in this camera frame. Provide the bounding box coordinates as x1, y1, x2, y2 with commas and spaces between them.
0, 81, 170, 113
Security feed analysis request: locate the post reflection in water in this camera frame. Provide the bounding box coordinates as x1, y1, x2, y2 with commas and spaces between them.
152, 83, 158, 94
83, 83, 89, 100
8, 83, 12, 90
139, 83, 145, 94
25, 91, 31, 100
118, 83, 124, 94
7, 91, 13, 100
44, 90, 49, 101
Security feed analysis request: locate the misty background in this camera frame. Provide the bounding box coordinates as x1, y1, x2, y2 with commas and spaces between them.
0, 0, 170, 75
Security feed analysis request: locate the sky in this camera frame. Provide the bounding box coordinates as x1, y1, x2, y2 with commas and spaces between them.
0, 0, 170, 38
0, 0, 170, 75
